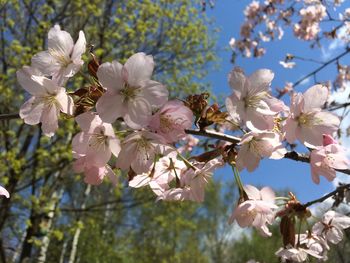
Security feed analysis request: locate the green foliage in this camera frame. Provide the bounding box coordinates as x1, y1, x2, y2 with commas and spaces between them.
0, 0, 218, 262
228, 226, 282, 263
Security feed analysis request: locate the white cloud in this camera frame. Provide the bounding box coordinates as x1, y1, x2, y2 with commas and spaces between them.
299, 76, 311, 86
321, 26, 348, 60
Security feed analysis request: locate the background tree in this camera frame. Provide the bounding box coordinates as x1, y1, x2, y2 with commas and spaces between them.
0, 0, 217, 262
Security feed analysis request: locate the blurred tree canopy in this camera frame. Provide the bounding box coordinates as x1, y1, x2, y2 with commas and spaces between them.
0, 0, 218, 262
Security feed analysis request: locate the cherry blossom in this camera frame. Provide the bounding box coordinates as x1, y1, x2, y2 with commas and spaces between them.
158, 159, 223, 202
0, 186, 9, 198
17, 66, 74, 137
310, 134, 349, 184
129, 155, 186, 196
284, 84, 340, 147
177, 134, 199, 153
149, 100, 193, 143
312, 210, 350, 244
235, 131, 286, 172
293, 4, 326, 40
225, 67, 286, 130
31, 25, 86, 85
116, 131, 173, 174
229, 185, 277, 236
96, 52, 168, 129
275, 244, 323, 262
299, 231, 329, 259
244, 1, 260, 20
72, 112, 121, 167
73, 155, 117, 186
229, 38, 236, 49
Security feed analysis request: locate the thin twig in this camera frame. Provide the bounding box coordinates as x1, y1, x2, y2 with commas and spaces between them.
328, 102, 350, 111
185, 129, 350, 176
292, 47, 350, 89
185, 129, 240, 144
302, 183, 350, 208
0, 113, 20, 120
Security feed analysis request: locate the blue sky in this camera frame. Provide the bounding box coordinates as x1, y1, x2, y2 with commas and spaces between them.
205, 0, 350, 202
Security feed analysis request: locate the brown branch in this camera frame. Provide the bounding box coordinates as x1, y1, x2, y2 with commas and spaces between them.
328, 102, 350, 111
292, 47, 350, 89
185, 129, 350, 176
1, 118, 349, 174
0, 113, 20, 120
185, 129, 240, 144
302, 183, 350, 208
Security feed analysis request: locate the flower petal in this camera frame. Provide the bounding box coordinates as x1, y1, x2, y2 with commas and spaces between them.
124, 52, 154, 87
248, 69, 274, 94
303, 84, 328, 111
19, 97, 44, 125
0, 186, 9, 198
96, 92, 125, 123
48, 25, 74, 58
124, 98, 152, 129
17, 67, 47, 96
41, 105, 59, 137
71, 30, 86, 62
56, 89, 74, 115
97, 61, 124, 91
140, 80, 168, 108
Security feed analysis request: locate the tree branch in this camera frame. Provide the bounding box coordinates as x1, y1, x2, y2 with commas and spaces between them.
302, 183, 350, 208
185, 129, 350, 176
1, 117, 349, 175
0, 113, 20, 120
292, 47, 350, 89
185, 129, 240, 144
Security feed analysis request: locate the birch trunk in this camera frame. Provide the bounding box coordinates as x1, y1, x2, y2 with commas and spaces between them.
67, 185, 91, 263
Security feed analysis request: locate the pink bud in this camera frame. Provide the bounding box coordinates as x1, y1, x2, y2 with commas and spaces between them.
322, 134, 337, 146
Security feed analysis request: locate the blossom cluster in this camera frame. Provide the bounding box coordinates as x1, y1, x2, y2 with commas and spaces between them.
14, 25, 349, 206
293, 4, 326, 40
229, 0, 350, 62
11, 25, 350, 262
230, 185, 350, 262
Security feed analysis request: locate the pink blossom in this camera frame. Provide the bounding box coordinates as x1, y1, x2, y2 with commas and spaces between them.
312, 210, 350, 244
157, 187, 192, 202
149, 100, 193, 143
236, 131, 286, 172
229, 185, 277, 236
31, 25, 86, 85
229, 38, 236, 49
17, 66, 74, 137
129, 155, 186, 196
73, 156, 117, 185
310, 135, 349, 184
299, 231, 329, 258
240, 22, 253, 38
244, 1, 260, 20
96, 53, 168, 129
177, 134, 199, 153
275, 244, 323, 262
116, 131, 173, 174
158, 159, 223, 202
0, 186, 9, 198
283, 84, 340, 147
225, 67, 286, 130
72, 112, 121, 167
293, 4, 326, 41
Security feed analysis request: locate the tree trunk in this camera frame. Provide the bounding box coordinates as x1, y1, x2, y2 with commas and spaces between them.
36, 188, 64, 263
68, 185, 91, 263
59, 239, 68, 263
